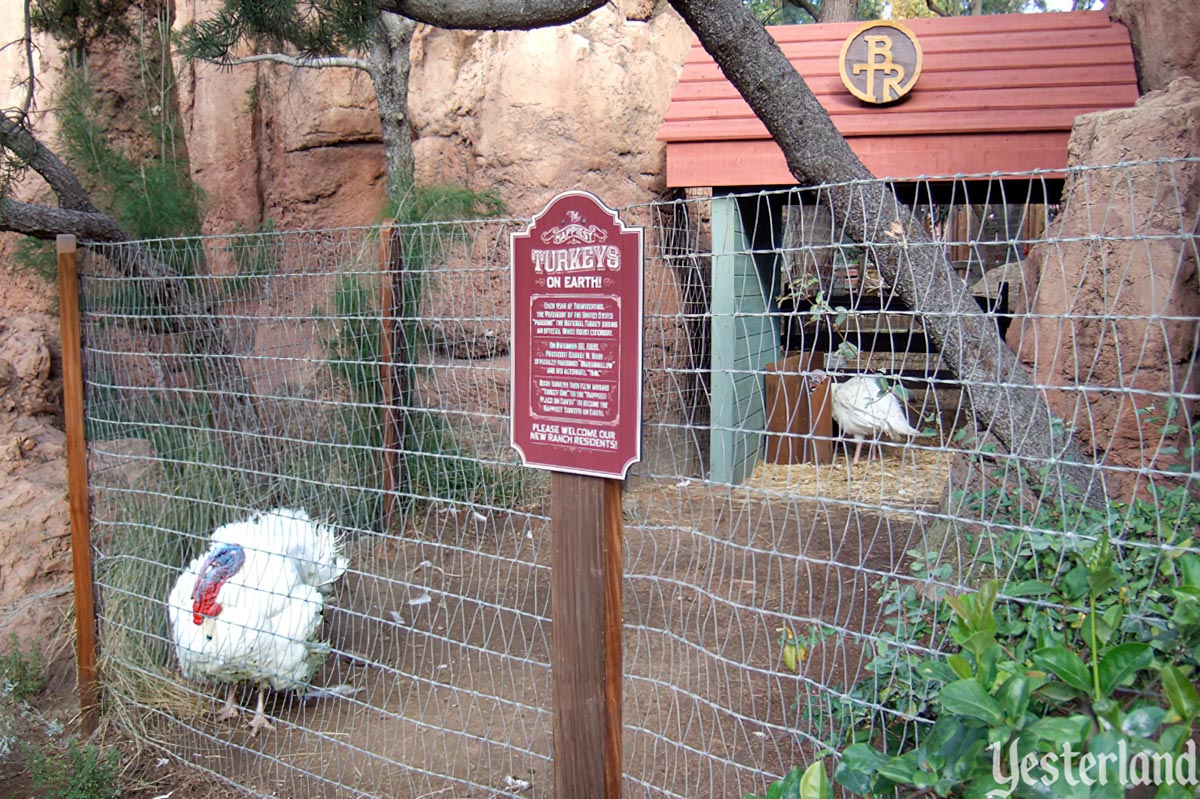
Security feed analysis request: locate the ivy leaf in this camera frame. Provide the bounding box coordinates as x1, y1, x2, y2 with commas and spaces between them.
1179, 554, 1200, 588
947, 654, 974, 680
1121, 705, 1166, 738
1006, 580, 1056, 597
797, 761, 833, 799
834, 744, 889, 795
1026, 714, 1091, 747
1032, 647, 1092, 694
1035, 680, 1083, 703
1162, 665, 1200, 723
1096, 642, 1153, 698
996, 674, 1031, 722
918, 658, 960, 684
875, 754, 919, 785
940, 678, 1005, 726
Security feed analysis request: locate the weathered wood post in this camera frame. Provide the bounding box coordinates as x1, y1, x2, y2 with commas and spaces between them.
380, 225, 410, 533
57, 234, 100, 735
550, 473, 624, 797
511, 192, 644, 798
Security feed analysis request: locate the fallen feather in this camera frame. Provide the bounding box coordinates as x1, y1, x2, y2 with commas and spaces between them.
503, 776, 532, 791
413, 560, 462, 578
305, 684, 363, 700
408, 593, 433, 606
388, 611, 407, 625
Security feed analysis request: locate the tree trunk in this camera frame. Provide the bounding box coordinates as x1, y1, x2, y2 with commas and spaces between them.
667, 0, 1103, 504
388, 0, 607, 29
368, 12, 418, 199
1, 112, 268, 472
818, 0, 859, 23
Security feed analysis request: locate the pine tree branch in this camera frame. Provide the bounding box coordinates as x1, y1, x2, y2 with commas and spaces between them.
786, 0, 821, 23
205, 52, 371, 71
0, 112, 99, 213
20, 0, 35, 116
0, 196, 127, 241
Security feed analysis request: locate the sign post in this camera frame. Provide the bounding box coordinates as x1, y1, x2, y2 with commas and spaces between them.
511, 191, 643, 799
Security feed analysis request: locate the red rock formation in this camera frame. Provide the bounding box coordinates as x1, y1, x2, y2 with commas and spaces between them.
1108, 0, 1200, 93
1010, 78, 1200, 499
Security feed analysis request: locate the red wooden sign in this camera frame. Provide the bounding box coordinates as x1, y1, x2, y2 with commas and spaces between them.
511, 191, 643, 479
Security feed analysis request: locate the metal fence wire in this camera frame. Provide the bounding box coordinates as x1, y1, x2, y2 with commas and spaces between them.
79, 158, 1199, 798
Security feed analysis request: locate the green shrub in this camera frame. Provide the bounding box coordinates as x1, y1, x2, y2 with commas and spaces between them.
761, 416, 1200, 799
0, 634, 46, 702
22, 738, 121, 799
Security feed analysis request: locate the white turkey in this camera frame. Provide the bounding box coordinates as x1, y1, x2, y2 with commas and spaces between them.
812, 371, 923, 464
167, 507, 348, 735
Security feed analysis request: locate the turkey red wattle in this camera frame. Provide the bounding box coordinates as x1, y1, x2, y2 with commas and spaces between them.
191, 543, 245, 625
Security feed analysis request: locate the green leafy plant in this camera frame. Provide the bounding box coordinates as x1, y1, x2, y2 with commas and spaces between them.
21, 738, 121, 799
746, 761, 834, 799
802, 548, 957, 753
830, 568, 1199, 799
770, 410, 1200, 798
0, 634, 46, 701
319, 183, 537, 531
766, 543, 1199, 798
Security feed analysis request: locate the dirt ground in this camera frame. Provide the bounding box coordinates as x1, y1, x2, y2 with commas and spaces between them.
0, 655, 250, 799
0, 250, 939, 798
0, 249, 249, 799
58, 458, 938, 799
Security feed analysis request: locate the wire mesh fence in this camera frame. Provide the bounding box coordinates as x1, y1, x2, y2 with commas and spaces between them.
78, 158, 1199, 798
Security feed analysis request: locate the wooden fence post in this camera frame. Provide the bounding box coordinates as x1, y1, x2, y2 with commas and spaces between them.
379, 225, 409, 534
57, 234, 99, 735
551, 472, 623, 799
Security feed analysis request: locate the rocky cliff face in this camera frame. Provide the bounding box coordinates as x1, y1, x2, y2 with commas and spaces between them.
0, 0, 692, 649
173, 0, 691, 231
408, 3, 690, 215
0, 290, 70, 647
1011, 77, 1200, 499
1108, 0, 1200, 93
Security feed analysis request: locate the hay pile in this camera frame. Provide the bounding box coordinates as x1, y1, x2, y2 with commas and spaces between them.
747, 446, 953, 515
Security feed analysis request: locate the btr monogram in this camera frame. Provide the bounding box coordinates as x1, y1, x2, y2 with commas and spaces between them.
839, 21, 923, 105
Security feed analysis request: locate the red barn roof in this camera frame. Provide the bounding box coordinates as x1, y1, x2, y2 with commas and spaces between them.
658, 11, 1139, 187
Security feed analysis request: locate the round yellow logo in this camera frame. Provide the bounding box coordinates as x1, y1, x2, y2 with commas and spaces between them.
839, 20, 923, 105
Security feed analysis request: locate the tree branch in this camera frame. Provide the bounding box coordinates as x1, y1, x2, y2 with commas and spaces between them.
787, 0, 822, 23
0, 113, 100, 213
0, 196, 127, 241
380, 0, 608, 30
20, 0, 35, 116
210, 52, 371, 71
925, 0, 951, 16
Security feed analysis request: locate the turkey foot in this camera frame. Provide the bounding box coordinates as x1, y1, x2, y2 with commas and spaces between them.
249, 687, 274, 736
218, 685, 239, 721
